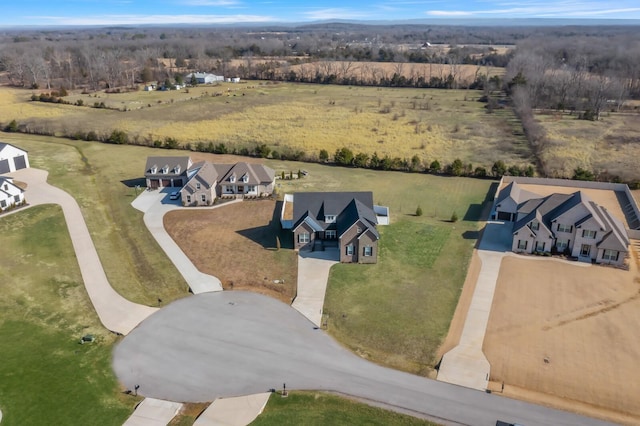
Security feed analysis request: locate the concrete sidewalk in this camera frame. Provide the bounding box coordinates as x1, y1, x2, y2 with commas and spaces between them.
292, 249, 339, 327
123, 398, 183, 426
132, 190, 239, 294
9, 168, 157, 335
194, 393, 271, 426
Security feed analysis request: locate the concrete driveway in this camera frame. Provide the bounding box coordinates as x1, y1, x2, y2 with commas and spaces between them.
131, 190, 238, 294
437, 221, 512, 389
7, 168, 157, 335
292, 249, 339, 327
113, 291, 610, 426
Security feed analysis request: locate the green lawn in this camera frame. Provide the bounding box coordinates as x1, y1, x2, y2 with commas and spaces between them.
268, 161, 493, 374
0, 205, 136, 426
250, 392, 438, 426
0, 133, 188, 306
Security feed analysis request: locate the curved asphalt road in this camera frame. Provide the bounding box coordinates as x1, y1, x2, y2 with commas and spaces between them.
113, 292, 612, 426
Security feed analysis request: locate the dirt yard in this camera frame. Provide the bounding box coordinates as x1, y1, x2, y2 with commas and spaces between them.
164, 200, 298, 303
483, 254, 640, 424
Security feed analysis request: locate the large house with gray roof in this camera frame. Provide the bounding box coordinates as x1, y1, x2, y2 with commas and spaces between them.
288, 192, 380, 263
144, 156, 192, 189
181, 161, 275, 205
495, 182, 629, 266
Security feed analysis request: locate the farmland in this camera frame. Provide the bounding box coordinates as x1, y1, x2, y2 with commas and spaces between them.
0, 83, 533, 171
535, 111, 640, 182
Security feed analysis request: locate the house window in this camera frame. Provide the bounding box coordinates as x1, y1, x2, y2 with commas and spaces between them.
580, 244, 591, 257
0, 200, 6, 208
325, 230, 337, 239
298, 233, 310, 244
174, 165, 181, 174
201, 194, 206, 202
603, 249, 619, 261
517, 240, 528, 250
196, 183, 201, 190
186, 195, 191, 203
14, 195, 20, 203
151, 166, 157, 174
162, 166, 169, 174
247, 185, 256, 192
556, 239, 569, 251
530, 221, 539, 231
363, 246, 373, 257
226, 186, 234, 193
325, 215, 336, 223
242, 175, 248, 183
535, 241, 545, 252
3, 184, 7, 190
346, 245, 354, 255
230, 175, 236, 183
356, 226, 362, 234
582, 229, 596, 239
557, 223, 572, 233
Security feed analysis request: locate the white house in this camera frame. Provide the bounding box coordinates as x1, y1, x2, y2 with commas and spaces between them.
185, 72, 224, 84
0, 142, 29, 174
0, 176, 25, 211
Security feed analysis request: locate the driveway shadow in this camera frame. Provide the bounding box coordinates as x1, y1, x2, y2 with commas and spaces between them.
477, 222, 513, 252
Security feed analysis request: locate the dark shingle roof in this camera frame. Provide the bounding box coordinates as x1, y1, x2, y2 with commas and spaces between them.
145, 156, 191, 177
292, 192, 377, 237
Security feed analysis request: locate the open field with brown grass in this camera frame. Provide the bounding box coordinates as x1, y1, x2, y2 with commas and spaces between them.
286, 61, 504, 85
483, 254, 640, 424
0, 83, 532, 170
536, 111, 640, 182
164, 200, 298, 303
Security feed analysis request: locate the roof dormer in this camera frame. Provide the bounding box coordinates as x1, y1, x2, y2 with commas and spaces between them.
174, 165, 181, 174
241, 174, 248, 183
151, 165, 158, 174
230, 174, 236, 183
162, 165, 169, 174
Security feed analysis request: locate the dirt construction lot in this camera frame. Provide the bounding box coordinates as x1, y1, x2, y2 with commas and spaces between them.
164, 200, 297, 303
484, 254, 640, 424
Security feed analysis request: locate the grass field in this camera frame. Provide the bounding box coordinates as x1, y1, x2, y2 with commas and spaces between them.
265, 161, 494, 374
249, 392, 437, 426
0, 205, 136, 426
0, 133, 188, 305
164, 200, 298, 303
536, 111, 640, 181
0, 83, 533, 170
286, 61, 505, 86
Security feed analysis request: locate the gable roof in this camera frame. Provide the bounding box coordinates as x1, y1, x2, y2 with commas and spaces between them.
292, 192, 378, 238
0, 142, 28, 155
512, 190, 629, 252
182, 161, 275, 193
496, 181, 541, 207
145, 156, 191, 176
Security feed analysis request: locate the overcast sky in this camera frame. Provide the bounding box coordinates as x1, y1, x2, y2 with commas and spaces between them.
4, 0, 640, 26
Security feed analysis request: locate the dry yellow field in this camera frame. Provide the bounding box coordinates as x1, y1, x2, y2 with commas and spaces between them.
484, 255, 640, 424
536, 112, 640, 182
0, 83, 532, 169
286, 61, 504, 85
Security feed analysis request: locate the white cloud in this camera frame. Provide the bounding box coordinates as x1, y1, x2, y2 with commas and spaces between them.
29, 14, 275, 25
302, 8, 372, 20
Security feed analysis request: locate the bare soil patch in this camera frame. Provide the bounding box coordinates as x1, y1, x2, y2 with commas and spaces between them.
484, 254, 640, 422
164, 200, 297, 303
